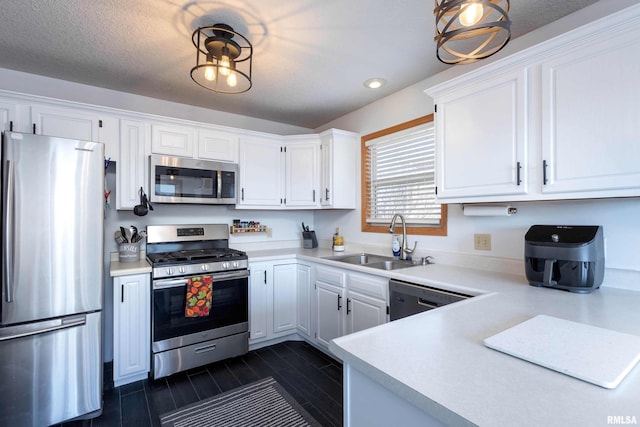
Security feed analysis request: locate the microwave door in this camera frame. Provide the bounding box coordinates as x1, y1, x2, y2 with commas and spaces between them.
219, 170, 237, 203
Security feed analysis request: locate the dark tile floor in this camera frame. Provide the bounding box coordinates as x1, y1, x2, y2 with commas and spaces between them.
61, 341, 343, 427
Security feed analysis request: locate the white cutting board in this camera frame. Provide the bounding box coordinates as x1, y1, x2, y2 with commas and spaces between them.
484, 315, 640, 389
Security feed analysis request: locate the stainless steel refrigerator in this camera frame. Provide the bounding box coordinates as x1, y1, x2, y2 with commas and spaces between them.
1, 131, 104, 426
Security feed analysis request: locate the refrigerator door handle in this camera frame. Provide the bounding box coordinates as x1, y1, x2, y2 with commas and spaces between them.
3, 159, 15, 303
0, 314, 86, 341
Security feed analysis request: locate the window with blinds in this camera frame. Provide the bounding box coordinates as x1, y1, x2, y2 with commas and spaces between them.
361, 115, 447, 235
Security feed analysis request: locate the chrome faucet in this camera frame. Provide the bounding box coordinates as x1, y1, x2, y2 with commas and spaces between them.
389, 213, 417, 260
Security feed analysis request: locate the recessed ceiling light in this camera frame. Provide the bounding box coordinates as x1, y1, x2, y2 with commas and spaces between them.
364, 78, 386, 89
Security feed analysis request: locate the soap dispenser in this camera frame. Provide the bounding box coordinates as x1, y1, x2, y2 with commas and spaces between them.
391, 235, 401, 259
332, 228, 344, 252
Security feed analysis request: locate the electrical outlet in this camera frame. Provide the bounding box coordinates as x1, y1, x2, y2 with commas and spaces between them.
474, 233, 491, 251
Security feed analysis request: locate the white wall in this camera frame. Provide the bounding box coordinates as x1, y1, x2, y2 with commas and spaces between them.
312, 0, 640, 275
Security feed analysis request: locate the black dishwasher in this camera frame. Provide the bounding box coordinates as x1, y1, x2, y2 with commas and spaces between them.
389, 279, 472, 321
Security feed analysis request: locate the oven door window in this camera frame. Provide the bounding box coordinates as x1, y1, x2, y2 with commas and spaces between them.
153, 276, 248, 342
155, 165, 218, 199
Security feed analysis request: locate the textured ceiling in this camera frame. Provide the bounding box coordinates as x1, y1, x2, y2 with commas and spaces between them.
0, 0, 598, 129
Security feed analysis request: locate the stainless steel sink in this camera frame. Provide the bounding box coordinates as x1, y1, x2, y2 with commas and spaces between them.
323, 253, 420, 270
364, 260, 417, 270
323, 253, 394, 265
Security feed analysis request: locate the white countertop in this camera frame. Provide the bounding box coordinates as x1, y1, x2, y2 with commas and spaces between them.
111, 246, 640, 425
109, 257, 152, 277
317, 261, 640, 426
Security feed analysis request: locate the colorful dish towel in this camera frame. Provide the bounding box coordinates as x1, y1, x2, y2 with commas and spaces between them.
185, 275, 213, 317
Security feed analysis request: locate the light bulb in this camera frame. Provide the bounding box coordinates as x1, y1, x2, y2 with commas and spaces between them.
219, 54, 230, 76
227, 71, 237, 87
459, 2, 483, 27
204, 61, 216, 81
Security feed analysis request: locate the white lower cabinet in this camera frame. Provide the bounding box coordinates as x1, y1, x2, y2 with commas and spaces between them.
315, 280, 346, 348
249, 261, 305, 345
249, 263, 270, 341
113, 274, 150, 387
296, 263, 312, 337
314, 266, 388, 349
272, 263, 298, 333
346, 273, 388, 335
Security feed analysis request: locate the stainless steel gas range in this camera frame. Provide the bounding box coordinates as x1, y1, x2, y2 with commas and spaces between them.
146, 224, 249, 379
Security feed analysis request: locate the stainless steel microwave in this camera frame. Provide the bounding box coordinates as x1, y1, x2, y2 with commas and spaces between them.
149, 154, 238, 204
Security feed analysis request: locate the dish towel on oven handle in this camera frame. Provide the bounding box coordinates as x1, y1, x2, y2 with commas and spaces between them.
185, 275, 213, 317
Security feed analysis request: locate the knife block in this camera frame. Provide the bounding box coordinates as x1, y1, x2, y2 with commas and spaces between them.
302, 231, 318, 249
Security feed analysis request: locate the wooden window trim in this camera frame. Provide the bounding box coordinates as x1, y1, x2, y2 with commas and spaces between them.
361, 114, 448, 236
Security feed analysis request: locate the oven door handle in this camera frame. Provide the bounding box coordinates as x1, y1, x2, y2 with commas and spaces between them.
153, 278, 190, 289
153, 270, 250, 289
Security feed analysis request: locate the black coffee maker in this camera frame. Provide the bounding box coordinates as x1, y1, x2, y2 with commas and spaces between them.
524, 225, 604, 293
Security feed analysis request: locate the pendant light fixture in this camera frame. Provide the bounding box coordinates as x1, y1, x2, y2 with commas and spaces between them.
434, 0, 511, 65
191, 24, 253, 94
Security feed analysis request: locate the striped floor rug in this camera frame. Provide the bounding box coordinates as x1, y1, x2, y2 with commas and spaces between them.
159, 377, 322, 427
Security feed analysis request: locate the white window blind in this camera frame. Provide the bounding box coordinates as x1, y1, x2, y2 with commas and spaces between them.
365, 121, 440, 226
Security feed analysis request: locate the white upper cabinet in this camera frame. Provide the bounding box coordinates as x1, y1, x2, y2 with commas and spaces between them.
31, 104, 119, 162
117, 119, 150, 210
319, 129, 359, 209
197, 129, 238, 162
32, 104, 98, 140
0, 101, 17, 132
540, 27, 640, 196
238, 135, 284, 207
283, 137, 320, 208
431, 69, 528, 201
151, 122, 239, 163
426, 5, 640, 202
151, 123, 195, 157
237, 135, 321, 209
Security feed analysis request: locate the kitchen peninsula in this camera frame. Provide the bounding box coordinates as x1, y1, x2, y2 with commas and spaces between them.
326, 262, 640, 427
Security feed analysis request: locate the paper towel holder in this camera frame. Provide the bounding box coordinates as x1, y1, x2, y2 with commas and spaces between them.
461, 204, 518, 216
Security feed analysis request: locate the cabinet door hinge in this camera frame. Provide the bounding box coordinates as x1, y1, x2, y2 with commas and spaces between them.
386, 305, 390, 315
9, 121, 13, 131
434, 104, 437, 113
435, 186, 438, 195
32, 123, 36, 134
99, 119, 103, 128
121, 285, 124, 303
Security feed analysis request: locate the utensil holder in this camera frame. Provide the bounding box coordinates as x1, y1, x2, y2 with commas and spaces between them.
118, 242, 141, 263
302, 231, 318, 249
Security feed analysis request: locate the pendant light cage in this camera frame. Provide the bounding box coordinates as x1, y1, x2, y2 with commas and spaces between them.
191, 24, 253, 94
435, 0, 511, 65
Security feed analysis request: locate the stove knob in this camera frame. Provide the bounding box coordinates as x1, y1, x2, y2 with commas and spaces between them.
222, 262, 229, 269
166, 267, 174, 275
232, 261, 239, 268
179, 266, 186, 274
201, 264, 209, 271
